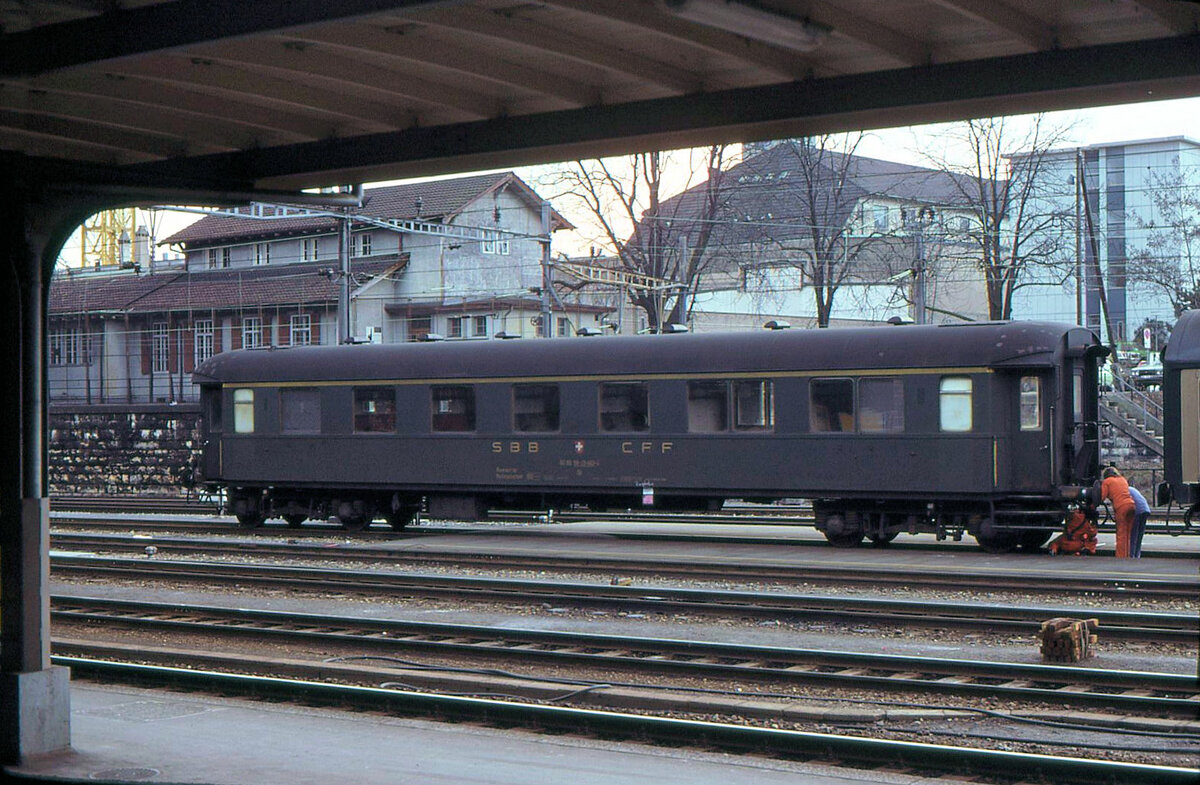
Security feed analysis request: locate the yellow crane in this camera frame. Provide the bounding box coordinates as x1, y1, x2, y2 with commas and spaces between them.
79, 208, 136, 269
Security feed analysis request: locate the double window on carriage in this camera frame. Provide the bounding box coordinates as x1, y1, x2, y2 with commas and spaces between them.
810, 377, 905, 433
686, 380, 774, 433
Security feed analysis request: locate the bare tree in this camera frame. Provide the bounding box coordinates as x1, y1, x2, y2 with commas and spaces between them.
923, 116, 1075, 321
741, 135, 884, 328
1129, 163, 1200, 318
542, 146, 733, 332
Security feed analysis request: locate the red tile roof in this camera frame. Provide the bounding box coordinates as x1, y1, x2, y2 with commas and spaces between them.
50, 257, 406, 316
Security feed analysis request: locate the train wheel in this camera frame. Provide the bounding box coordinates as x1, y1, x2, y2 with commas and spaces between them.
283, 514, 306, 528
868, 531, 899, 547
974, 532, 1018, 553
824, 531, 864, 547
1017, 530, 1052, 551
236, 513, 265, 529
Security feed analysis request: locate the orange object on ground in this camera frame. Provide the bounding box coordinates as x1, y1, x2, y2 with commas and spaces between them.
1049, 508, 1097, 555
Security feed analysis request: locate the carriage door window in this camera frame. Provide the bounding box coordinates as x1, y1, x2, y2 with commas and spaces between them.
233, 388, 254, 433
600, 382, 649, 432
810, 379, 854, 432
939, 377, 973, 432
432, 385, 476, 432
687, 381, 728, 432
734, 380, 774, 431
1020, 376, 1043, 430
354, 387, 396, 432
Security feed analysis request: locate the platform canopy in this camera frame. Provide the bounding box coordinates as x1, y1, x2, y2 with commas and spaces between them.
3, 0, 1200, 193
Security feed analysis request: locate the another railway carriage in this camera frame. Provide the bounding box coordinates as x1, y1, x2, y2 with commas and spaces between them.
1158, 309, 1200, 525
193, 320, 1108, 552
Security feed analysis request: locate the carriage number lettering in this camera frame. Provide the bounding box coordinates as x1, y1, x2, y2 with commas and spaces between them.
492, 441, 540, 453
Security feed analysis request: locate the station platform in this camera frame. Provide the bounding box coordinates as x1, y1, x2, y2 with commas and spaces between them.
6, 681, 924, 785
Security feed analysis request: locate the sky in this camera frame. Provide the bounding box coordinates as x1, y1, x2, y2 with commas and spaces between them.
56, 95, 1200, 268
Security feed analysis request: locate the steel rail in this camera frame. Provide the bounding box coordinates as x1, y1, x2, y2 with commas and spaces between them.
49, 531, 1200, 599
49, 555, 1199, 642
52, 655, 1200, 785
51, 596, 1200, 715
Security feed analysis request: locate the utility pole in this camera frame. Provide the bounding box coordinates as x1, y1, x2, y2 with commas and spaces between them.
338, 208, 352, 344
1074, 149, 1083, 327
539, 201, 553, 337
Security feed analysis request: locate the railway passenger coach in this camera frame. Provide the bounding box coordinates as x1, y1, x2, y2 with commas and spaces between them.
193, 321, 1108, 552
1159, 309, 1200, 525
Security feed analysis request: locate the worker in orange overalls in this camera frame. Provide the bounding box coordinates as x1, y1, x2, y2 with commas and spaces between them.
1099, 465, 1136, 558
1049, 504, 1097, 555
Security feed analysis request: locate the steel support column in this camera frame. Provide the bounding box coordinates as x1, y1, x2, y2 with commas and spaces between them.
0, 165, 92, 764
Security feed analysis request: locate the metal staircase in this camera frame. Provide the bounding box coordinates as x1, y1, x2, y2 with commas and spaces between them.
1100, 370, 1164, 457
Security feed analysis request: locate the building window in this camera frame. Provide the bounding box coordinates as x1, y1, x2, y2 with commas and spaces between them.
810, 378, 854, 432
513, 384, 560, 432
49, 328, 83, 366
194, 319, 214, 366
599, 382, 649, 432
254, 243, 270, 265
242, 316, 263, 349
432, 385, 475, 432
481, 229, 509, 255
357, 233, 372, 257
289, 313, 312, 346
281, 388, 321, 433
556, 316, 569, 337
406, 316, 432, 342
302, 238, 318, 262
472, 315, 488, 337
447, 317, 464, 339
233, 388, 254, 433
222, 247, 231, 267
151, 322, 170, 373
734, 380, 774, 431
1020, 376, 1042, 431
354, 387, 396, 433
940, 377, 973, 432
873, 207, 890, 232
207, 248, 218, 269
859, 377, 904, 433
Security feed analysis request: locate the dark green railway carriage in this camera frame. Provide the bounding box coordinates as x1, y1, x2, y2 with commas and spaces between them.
194, 320, 1107, 552
1158, 309, 1200, 525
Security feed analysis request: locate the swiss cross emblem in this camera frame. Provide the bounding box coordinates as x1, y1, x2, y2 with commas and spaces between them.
574, 441, 585, 454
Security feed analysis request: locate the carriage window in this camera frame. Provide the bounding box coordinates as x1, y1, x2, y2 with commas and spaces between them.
1073, 369, 1084, 421
432, 385, 475, 432
734, 380, 774, 430
513, 384, 560, 432
687, 381, 728, 432
354, 387, 396, 432
810, 378, 854, 432
233, 388, 254, 433
600, 382, 649, 432
1020, 376, 1042, 430
940, 377, 973, 432
281, 388, 321, 433
859, 377, 904, 433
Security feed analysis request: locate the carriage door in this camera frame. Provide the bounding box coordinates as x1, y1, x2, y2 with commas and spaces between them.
1012, 373, 1051, 490
200, 385, 223, 479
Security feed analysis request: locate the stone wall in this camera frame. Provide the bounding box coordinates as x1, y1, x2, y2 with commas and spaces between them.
48, 404, 201, 497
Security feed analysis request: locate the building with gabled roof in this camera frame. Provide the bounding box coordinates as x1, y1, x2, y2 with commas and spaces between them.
49, 171, 609, 404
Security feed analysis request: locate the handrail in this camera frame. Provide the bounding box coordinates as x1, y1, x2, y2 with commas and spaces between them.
1106, 368, 1163, 429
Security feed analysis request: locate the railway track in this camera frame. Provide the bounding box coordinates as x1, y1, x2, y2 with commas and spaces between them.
50, 494, 1200, 537
50, 530, 1200, 600
50, 594, 1200, 716
48, 554, 1200, 643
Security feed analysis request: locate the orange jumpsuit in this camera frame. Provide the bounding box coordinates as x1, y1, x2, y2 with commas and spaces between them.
1101, 476, 1136, 558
